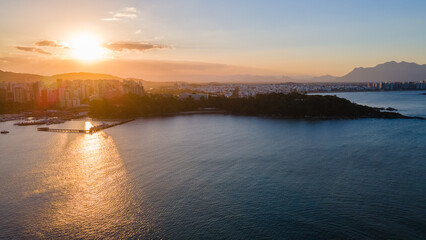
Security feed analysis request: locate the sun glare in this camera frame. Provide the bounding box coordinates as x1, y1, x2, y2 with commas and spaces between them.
85, 121, 94, 130
70, 34, 105, 62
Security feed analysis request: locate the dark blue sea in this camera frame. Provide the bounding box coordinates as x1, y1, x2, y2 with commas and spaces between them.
0, 91, 425, 239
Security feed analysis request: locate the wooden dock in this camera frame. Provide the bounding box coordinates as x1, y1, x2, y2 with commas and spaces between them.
37, 119, 135, 134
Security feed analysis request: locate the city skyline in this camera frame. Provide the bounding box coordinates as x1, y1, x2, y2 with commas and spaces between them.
1, 0, 426, 80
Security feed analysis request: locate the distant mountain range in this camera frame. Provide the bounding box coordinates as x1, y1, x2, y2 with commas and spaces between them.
1, 61, 426, 84
0, 70, 178, 89
51, 72, 122, 81
0, 70, 44, 82
337, 61, 426, 82
302, 61, 426, 83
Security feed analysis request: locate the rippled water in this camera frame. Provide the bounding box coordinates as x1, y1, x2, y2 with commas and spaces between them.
1, 91, 426, 239
319, 90, 426, 118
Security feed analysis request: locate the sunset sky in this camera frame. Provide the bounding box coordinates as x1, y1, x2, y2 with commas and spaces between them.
1, 0, 426, 80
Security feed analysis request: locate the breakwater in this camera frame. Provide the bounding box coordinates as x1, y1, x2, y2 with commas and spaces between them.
37, 119, 134, 134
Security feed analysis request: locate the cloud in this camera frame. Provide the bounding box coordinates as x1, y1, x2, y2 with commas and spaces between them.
35, 40, 68, 48
103, 42, 165, 52
102, 17, 119, 21
102, 7, 139, 21
124, 7, 139, 13
15, 46, 51, 55
0, 57, 278, 83
114, 12, 137, 18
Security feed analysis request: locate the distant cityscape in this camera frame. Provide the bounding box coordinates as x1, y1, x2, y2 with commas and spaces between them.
1, 79, 425, 107
0, 79, 144, 108
174, 80, 426, 99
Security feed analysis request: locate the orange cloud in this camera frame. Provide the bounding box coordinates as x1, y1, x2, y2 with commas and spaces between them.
35, 40, 68, 48
103, 42, 165, 52
15, 46, 51, 55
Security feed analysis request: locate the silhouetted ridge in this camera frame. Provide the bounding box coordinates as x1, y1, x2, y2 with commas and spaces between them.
89, 92, 417, 119
339, 61, 426, 82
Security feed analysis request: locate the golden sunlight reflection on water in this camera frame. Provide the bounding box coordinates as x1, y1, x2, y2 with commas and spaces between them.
23, 131, 155, 238
84, 121, 94, 130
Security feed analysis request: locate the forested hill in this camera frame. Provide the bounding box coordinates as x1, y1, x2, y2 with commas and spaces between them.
89, 92, 416, 119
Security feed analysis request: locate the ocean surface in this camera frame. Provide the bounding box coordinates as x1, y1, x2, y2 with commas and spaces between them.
0, 91, 425, 239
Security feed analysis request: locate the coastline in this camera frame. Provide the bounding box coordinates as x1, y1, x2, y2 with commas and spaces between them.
91, 109, 425, 121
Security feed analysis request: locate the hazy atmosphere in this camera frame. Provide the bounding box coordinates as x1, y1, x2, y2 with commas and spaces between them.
1, 0, 426, 81
1, 1, 426, 239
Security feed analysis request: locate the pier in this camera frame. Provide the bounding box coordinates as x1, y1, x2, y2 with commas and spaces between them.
37, 119, 135, 134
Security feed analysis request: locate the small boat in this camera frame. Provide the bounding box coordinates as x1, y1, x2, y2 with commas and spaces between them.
1, 130, 9, 134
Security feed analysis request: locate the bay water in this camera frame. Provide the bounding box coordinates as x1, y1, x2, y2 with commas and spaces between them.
0, 91, 425, 239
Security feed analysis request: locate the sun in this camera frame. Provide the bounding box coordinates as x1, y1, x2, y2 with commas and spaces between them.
69, 34, 105, 62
